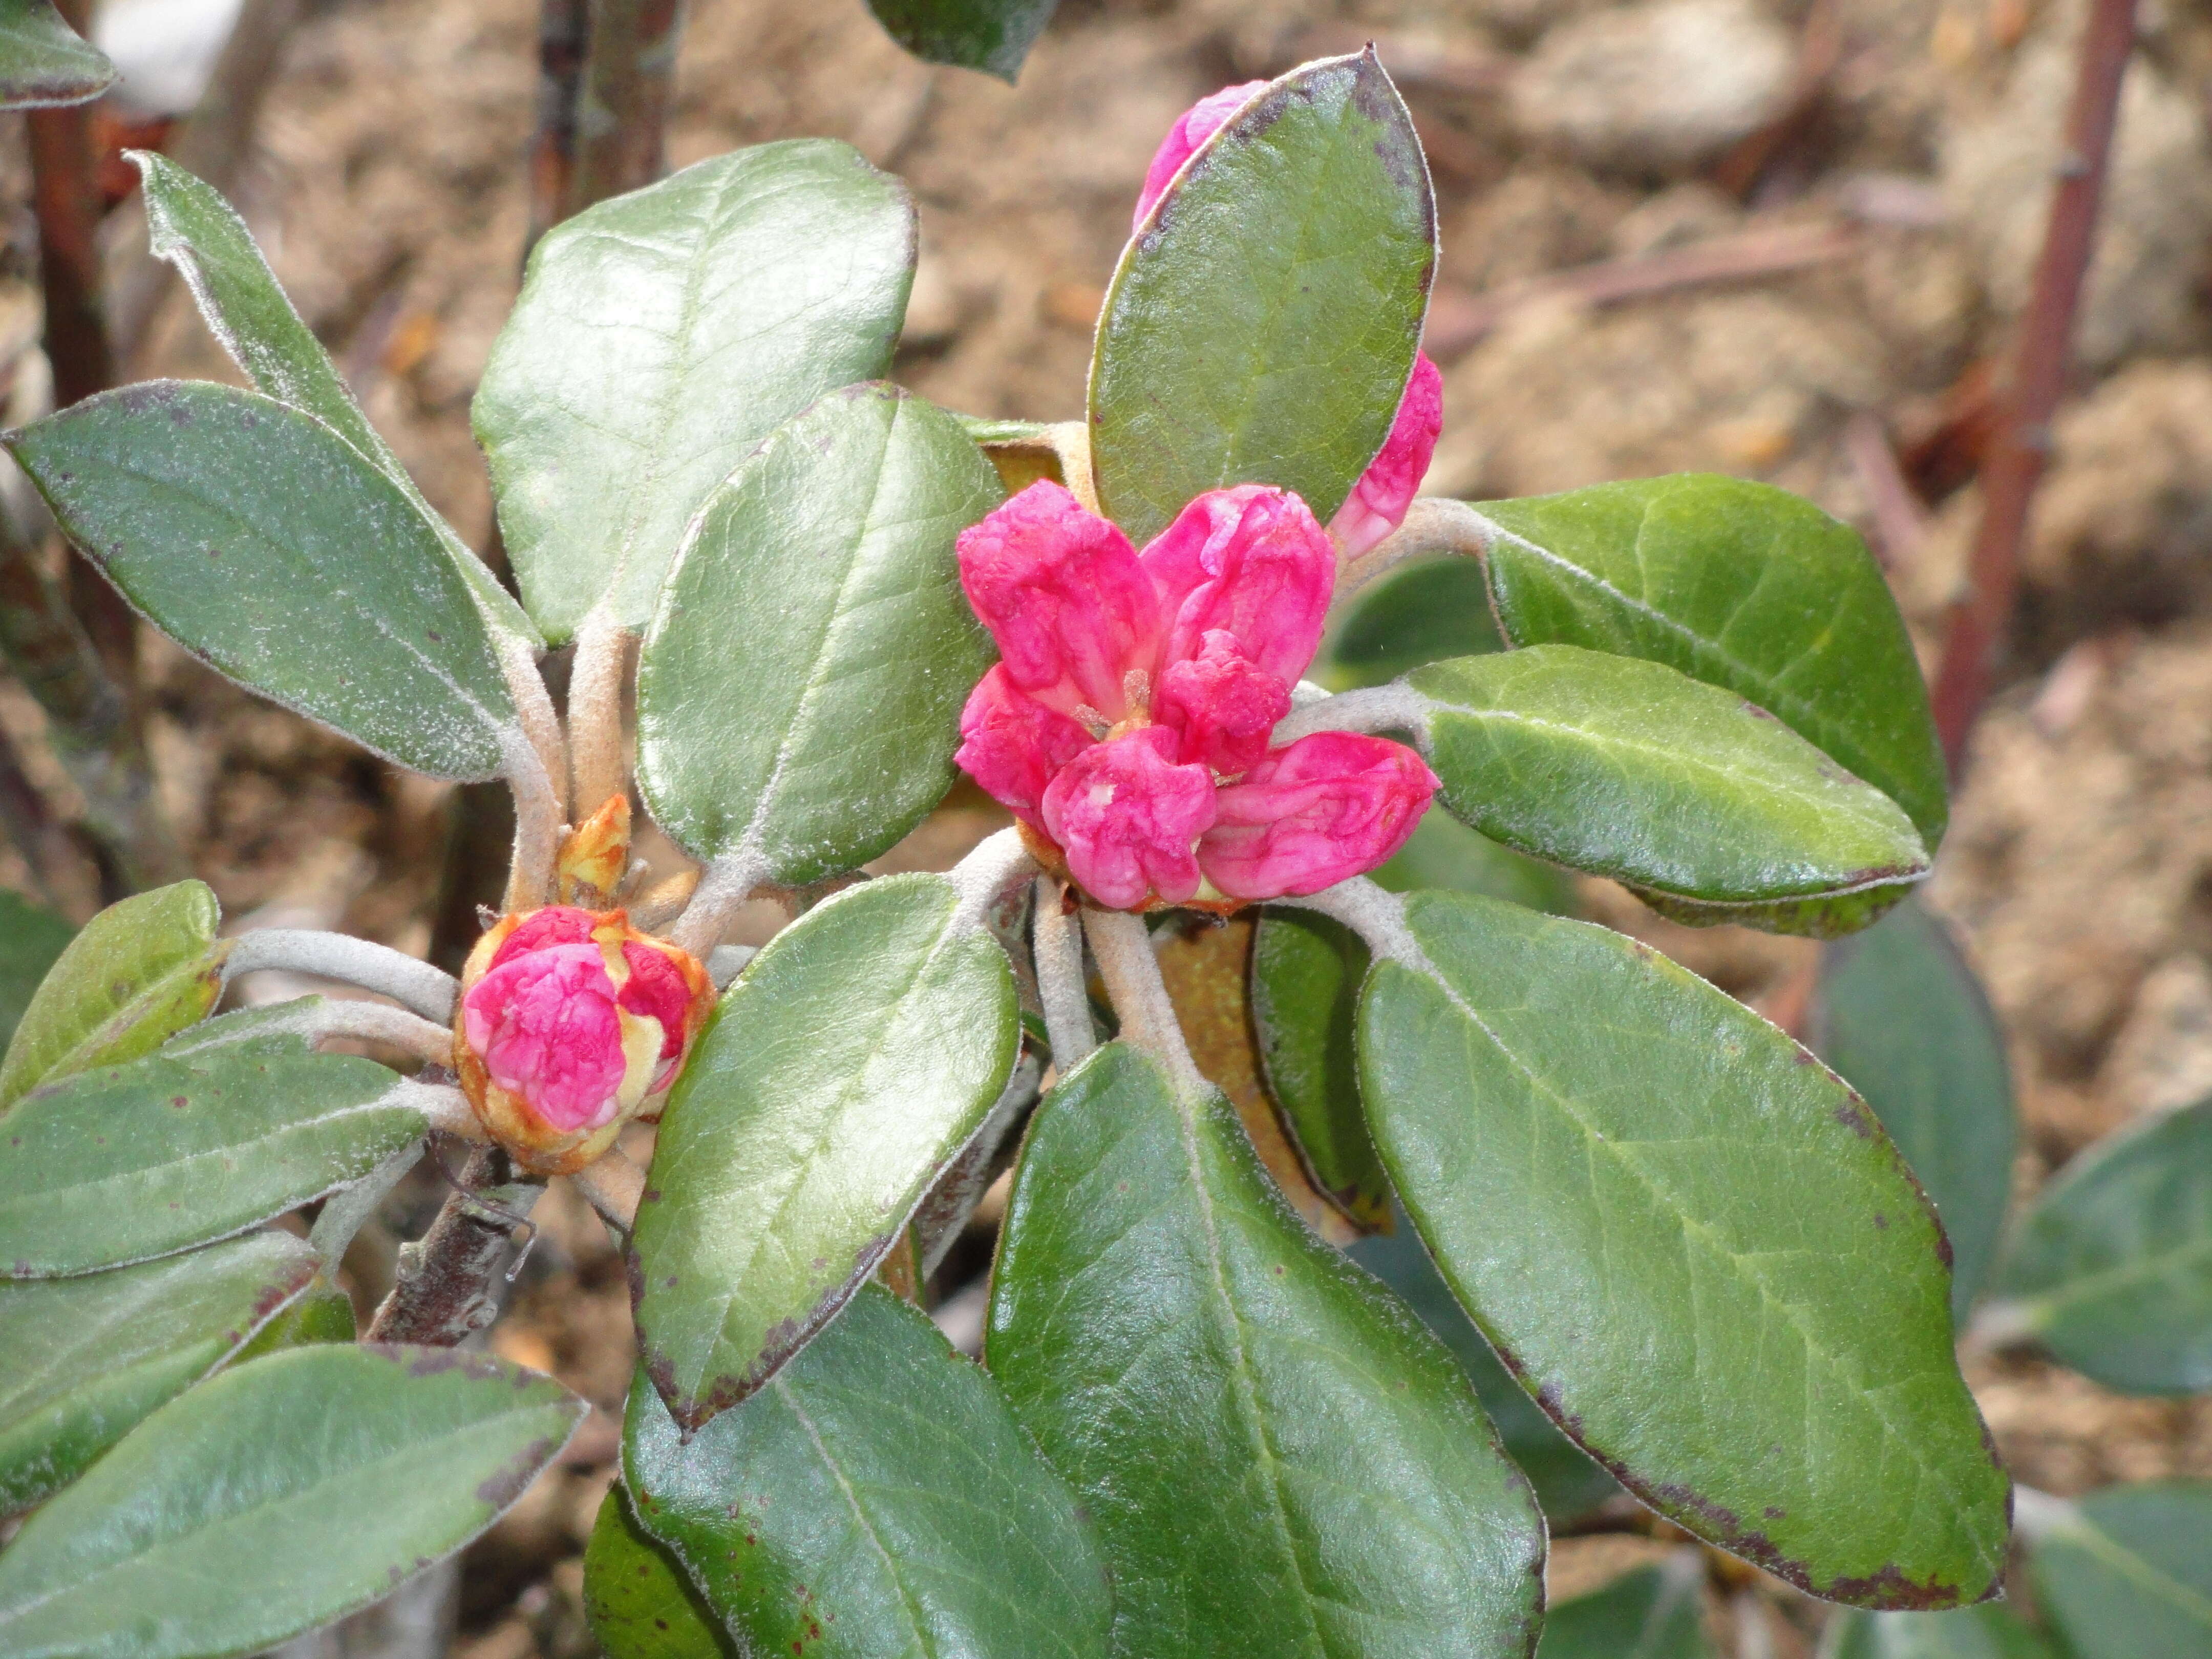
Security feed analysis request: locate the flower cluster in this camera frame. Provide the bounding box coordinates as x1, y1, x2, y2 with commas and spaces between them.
454, 905, 711, 1175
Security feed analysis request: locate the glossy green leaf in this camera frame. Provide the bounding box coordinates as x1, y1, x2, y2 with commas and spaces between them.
1813, 897, 2015, 1324
0, 0, 112, 107
1820, 1605, 2055, 1659
1535, 1560, 1712, 1658
1089, 51, 1435, 544
635, 385, 997, 884
1360, 888, 2009, 1606
476, 140, 915, 642
0, 891, 72, 1055
1987, 1100, 2212, 1394
0, 880, 222, 1110
0, 1231, 318, 1512
1249, 909, 1390, 1228
864, 0, 1057, 80
632, 875, 1016, 1428
988, 1040, 1546, 1657
2030, 1483, 2212, 1659
1319, 556, 1504, 692
583, 1485, 733, 1659
627, 1286, 1111, 1659
0, 1015, 432, 1277
9, 384, 523, 780
1467, 475, 1947, 848
0, 1344, 584, 1657
129, 153, 538, 647
1406, 646, 1929, 929
1346, 1214, 1619, 1523
1370, 811, 1583, 914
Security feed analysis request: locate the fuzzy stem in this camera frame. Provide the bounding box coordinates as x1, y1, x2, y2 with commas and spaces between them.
566, 613, 631, 818
1031, 878, 1094, 1070
223, 929, 460, 1022
1278, 876, 1427, 969
1334, 496, 1493, 604
1047, 421, 1100, 516
948, 826, 1038, 933
304, 1001, 456, 1069
1269, 685, 1432, 746
308, 1142, 421, 1265
570, 1146, 646, 1232
525, 0, 591, 253
365, 1146, 543, 1345
1081, 905, 1203, 1096
668, 852, 770, 957
500, 733, 564, 914
500, 633, 569, 826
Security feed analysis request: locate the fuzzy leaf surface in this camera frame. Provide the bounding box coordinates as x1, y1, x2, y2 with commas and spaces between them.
0, 1345, 583, 1658
1089, 51, 1434, 543
631, 876, 1016, 1428
476, 141, 915, 642
626, 1286, 1111, 1659
0, 0, 111, 106
1360, 889, 2009, 1606
987, 1040, 1546, 1657
9, 384, 522, 780
636, 385, 997, 884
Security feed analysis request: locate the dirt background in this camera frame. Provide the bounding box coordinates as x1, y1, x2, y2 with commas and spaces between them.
16, 0, 2212, 1652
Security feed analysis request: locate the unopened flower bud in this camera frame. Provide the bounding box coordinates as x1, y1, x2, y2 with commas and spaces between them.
557, 793, 632, 906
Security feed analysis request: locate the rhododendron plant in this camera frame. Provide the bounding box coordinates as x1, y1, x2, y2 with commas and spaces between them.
0, 31, 2016, 1659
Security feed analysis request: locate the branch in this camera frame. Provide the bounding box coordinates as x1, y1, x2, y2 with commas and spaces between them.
1045, 421, 1100, 516
1277, 876, 1429, 970
500, 731, 564, 914
570, 1145, 646, 1232
0, 714, 77, 906
365, 1146, 543, 1345
948, 825, 1038, 933
525, 0, 591, 253
566, 0, 685, 215
1081, 905, 1203, 1097
1269, 684, 1431, 746
222, 929, 460, 1022
1928, 0, 2139, 772
1031, 877, 1094, 1070
565, 613, 631, 817
1334, 496, 1494, 602
668, 850, 771, 957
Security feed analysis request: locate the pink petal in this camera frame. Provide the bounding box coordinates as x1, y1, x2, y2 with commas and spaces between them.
1140, 484, 1334, 687
958, 480, 1159, 722
619, 941, 693, 1065
1134, 80, 1269, 230
1331, 352, 1443, 560
1154, 629, 1291, 778
490, 904, 597, 970
462, 942, 629, 1133
1198, 733, 1438, 900
1041, 725, 1218, 910
954, 664, 1095, 830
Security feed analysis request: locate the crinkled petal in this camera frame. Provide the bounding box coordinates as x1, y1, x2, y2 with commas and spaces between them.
955, 664, 1096, 828
1041, 726, 1218, 909
1198, 733, 1438, 900
1154, 629, 1292, 778
490, 904, 598, 970
958, 479, 1158, 721
462, 942, 629, 1133
1140, 484, 1334, 686
1331, 352, 1443, 560
1134, 80, 1269, 230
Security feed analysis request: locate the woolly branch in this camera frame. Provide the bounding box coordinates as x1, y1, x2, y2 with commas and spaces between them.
1334, 496, 1493, 603
1081, 905, 1203, 1097
1031, 877, 1095, 1070
565, 613, 632, 820
222, 929, 460, 1022
1269, 684, 1432, 746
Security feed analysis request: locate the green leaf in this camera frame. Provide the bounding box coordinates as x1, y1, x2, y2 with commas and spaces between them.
2030, 1483, 2212, 1659
1089, 51, 1435, 544
0, 1014, 431, 1277
1820, 1605, 2056, 1659
626, 1285, 1112, 1659
0, 880, 222, 1111
1318, 555, 1504, 692
1467, 475, 1947, 848
0, 1344, 584, 1658
583, 1485, 734, 1659
8, 384, 524, 781
0, 0, 113, 108
1406, 646, 1929, 931
635, 385, 998, 885
1986, 1100, 2212, 1394
129, 153, 539, 648
987, 1041, 1546, 1657
1249, 909, 1390, 1228
1534, 1560, 1712, 1658
864, 0, 1057, 80
1370, 811, 1583, 914
631, 875, 1016, 1428
0, 891, 73, 1055
229, 1278, 356, 1362
1812, 897, 2015, 1324
0, 1231, 318, 1512
1346, 1214, 1620, 1524
476, 141, 916, 642
1359, 888, 2009, 1606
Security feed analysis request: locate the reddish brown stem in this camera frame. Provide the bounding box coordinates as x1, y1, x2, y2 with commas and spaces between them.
366, 1145, 544, 1345
1929, 0, 2138, 773
525, 0, 591, 254
567, 0, 685, 216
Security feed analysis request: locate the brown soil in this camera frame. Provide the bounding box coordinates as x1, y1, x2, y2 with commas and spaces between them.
17, 0, 2212, 1651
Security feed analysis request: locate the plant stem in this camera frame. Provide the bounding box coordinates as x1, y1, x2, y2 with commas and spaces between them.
366, 1146, 544, 1345
1031, 877, 1094, 1070
567, 0, 685, 216
570, 1146, 646, 1232
1333, 495, 1491, 601
501, 735, 564, 913
221, 929, 461, 1022
1928, 0, 2138, 772
0, 717, 75, 906
668, 851, 770, 956
1081, 905, 1203, 1096
565, 613, 631, 818
1270, 684, 1431, 745
526, 0, 592, 253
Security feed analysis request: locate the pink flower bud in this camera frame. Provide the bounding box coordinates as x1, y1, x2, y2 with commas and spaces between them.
955, 664, 1095, 829
1134, 80, 1269, 229
1041, 726, 1218, 910
463, 944, 629, 1134
1154, 629, 1290, 779
1331, 352, 1443, 560
958, 480, 1159, 724
1141, 485, 1335, 689
1199, 732, 1438, 900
